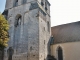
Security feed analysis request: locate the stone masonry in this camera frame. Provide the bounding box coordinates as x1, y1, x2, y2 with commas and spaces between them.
4, 0, 51, 60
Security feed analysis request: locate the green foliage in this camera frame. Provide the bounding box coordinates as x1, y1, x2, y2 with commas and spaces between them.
0, 14, 9, 48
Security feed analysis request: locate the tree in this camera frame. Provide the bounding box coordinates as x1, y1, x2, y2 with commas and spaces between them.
0, 13, 9, 49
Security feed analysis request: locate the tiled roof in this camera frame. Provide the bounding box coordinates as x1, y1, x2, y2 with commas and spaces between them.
51, 21, 80, 44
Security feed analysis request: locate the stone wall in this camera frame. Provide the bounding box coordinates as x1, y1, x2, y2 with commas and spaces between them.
39, 8, 51, 60
5, 1, 40, 60
4, 0, 51, 60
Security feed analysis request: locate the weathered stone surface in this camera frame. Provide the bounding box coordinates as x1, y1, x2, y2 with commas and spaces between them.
4, 0, 51, 60
29, 2, 39, 10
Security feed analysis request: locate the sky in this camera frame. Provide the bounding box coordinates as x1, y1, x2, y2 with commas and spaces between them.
0, 0, 80, 26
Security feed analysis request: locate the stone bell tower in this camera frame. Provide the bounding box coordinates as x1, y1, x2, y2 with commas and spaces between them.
4, 0, 51, 60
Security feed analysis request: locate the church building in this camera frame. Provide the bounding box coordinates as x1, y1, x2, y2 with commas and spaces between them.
3, 0, 51, 60
2, 0, 80, 60
50, 21, 80, 60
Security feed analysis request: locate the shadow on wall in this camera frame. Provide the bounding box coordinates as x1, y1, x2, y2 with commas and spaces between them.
0, 48, 4, 60
47, 55, 56, 60
47, 37, 54, 55
47, 37, 51, 55
47, 37, 56, 60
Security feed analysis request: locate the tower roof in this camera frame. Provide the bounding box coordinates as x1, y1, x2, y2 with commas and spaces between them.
51, 21, 80, 44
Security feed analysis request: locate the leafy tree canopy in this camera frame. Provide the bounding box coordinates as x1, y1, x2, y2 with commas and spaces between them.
0, 14, 9, 48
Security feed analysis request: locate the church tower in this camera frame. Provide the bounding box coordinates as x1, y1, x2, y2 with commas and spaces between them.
4, 0, 51, 60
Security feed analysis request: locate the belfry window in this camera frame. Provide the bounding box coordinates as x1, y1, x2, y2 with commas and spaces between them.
41, 0, 44, 6
22, 0, 27, 4
15, 15, 21, 27
14, 0, 18, 7
45, 1, 48, 11
39, 8, 46, 21
47, 21, 50, 32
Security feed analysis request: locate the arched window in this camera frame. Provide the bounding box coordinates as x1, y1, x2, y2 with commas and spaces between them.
57, 47, 63, 60
13, 14, 22, 53
41, 0, 44, 6
15, 14, 21, 27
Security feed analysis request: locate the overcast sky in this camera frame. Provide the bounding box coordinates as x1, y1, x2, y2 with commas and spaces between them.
0, 0, 80, 26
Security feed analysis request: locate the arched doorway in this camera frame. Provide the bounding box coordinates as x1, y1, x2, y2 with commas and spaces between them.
57, 47, 63, 60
